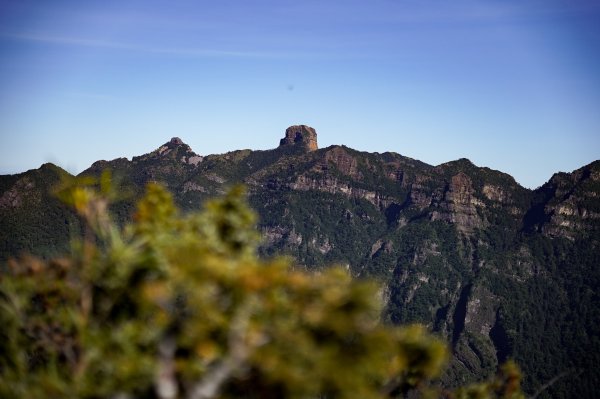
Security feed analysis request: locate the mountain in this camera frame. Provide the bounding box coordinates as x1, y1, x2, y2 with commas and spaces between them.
1, 125, 599, 398
0, 163, 81, 260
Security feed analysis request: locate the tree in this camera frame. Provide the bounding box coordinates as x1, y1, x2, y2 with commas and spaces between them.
0, 178, 524, 398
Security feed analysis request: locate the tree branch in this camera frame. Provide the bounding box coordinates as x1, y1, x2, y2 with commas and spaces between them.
187, 299, 264, 399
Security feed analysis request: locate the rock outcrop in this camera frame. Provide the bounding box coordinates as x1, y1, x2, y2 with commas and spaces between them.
540, 161, 600, 239
279, 125, 318, 151
431, 172, 485, 233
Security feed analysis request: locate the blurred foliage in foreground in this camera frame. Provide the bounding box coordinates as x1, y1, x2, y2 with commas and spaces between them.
0, 176, 524, 399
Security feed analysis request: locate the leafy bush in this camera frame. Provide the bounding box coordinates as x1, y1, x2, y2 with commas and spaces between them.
0, 179, 524, 398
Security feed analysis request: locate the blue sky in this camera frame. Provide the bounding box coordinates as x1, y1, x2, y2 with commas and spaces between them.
1, 0, 599, 188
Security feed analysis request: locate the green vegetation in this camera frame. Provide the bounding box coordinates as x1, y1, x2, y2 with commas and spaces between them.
1, 140, 599, 398
0, 164, 81, 263
0, 179, 524, 398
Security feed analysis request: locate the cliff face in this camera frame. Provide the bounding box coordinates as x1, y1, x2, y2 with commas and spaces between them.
1, 126, 599, 398
279, 125, 318, 151
535, 161, 600, 239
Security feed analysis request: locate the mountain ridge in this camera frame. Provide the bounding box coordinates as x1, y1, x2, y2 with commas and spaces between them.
1, 125, 599, 398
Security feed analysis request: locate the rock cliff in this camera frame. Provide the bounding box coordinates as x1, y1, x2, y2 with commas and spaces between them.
279, 125, 318, 151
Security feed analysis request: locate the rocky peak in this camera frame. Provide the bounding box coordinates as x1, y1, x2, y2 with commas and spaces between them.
162, 137, 190, 151
279, 125, 318, 151
128, 137, 203, 168
169, 137, 184, 146
155, 137, 193, 153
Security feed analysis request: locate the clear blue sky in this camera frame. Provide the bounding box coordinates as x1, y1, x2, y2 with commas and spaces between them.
1, 0, 599, 188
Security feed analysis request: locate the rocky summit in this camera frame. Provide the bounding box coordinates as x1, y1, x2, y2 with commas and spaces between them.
1, 125, 599, 398
279, 124, 318, 151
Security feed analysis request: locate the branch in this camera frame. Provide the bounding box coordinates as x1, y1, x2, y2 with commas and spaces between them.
156, 336, 178, 399
187, 299, 265, 399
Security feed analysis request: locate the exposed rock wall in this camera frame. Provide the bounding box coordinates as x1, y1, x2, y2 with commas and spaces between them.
279, 125, 318, 151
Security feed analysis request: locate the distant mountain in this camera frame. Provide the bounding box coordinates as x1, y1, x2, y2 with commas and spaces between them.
1, 125, 599, 398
